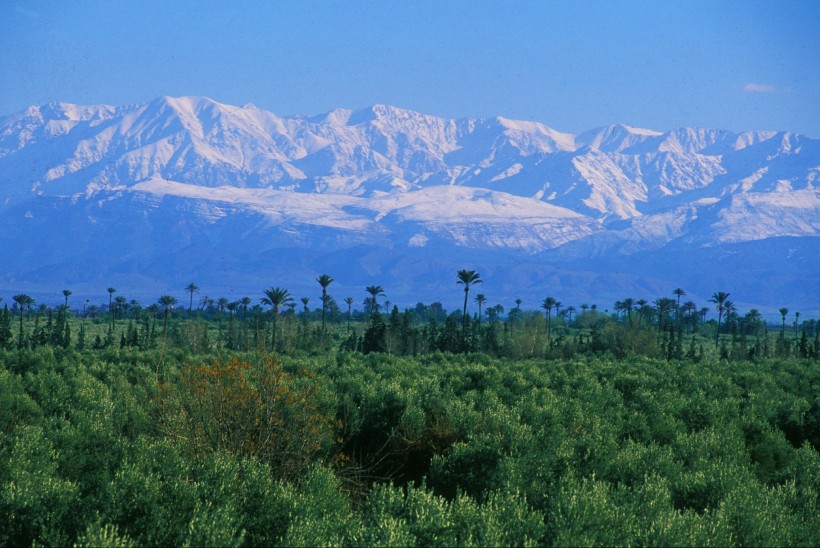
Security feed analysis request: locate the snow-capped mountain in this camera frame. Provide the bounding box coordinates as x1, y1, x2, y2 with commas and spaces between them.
1, 97, 818, 312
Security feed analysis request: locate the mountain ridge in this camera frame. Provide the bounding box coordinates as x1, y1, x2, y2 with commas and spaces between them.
1, 97, 817, 312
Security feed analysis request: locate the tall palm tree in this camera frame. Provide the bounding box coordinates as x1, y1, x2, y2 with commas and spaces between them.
344, 297, 355, 333
107, 287, 116, 329
185, 282, 199, 315
317, 274, 333, 332
157, 295, 178, 342
456, 269, 482, 331
709, 291, 730, 348
654, 298, 675, 334
745, 309, 763, 337
240, 297, 252, 322
12, 293, 34, 342
682, 301, 697, 332
62, 289, 72, 310
261, 287, 292, 351
621, 297, 635, 325
114, 296, 128, 320
541, 296, 557, 344
672, 287, 686, 321
300, 297, 310, 317
475, 293, 487, 324
366, 285, 385, 314
779, 307, 789, 337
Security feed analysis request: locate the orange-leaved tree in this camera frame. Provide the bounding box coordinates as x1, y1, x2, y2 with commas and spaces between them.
159, 355, 336, 480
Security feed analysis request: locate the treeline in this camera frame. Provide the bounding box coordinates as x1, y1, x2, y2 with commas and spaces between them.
2, 273, 818, 362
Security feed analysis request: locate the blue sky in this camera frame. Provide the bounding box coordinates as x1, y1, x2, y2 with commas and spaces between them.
2, 0, 818, 136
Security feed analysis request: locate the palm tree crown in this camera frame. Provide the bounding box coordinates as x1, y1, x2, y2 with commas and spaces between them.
456, 269, 482, 330
262, 287, 293, 314
262, 287, 292, 351
317, 274, 334, 331
365, 285, 385, 314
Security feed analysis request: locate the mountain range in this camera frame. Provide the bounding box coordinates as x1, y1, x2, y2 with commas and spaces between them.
1, 96, 818, 314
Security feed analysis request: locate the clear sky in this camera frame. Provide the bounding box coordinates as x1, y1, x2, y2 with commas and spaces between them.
2, 0, 819, 136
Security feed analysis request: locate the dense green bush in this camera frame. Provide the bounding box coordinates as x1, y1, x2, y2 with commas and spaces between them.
1, 342, 819, 545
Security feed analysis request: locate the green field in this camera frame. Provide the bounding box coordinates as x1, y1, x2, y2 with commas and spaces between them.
1, 305, 818, 545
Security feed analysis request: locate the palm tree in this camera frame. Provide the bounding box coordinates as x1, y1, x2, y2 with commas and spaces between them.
365, 285, 385, 314
745, 309, 763, 337
62, 289, 72, 310
456, 269, 482, 331
779, 307, 789, 337
344, 297, 355, 333
672, 288, 686, 315
12, 293, 34, 342
240, 297, 252, 322
475, 293, 487, 324
621, 297, 635, 325
107, 287, 116, 329
114, 296, 128, 320
682, 300, 697, 332
709, 291, 730, 348
261, 287, 292, 351
157, 295, 178, 342
541, 296, 557, 344
316, 274, 333, 332
185, 283, 199, 315
654, 297, 676, 334
614, 300, 624, 320
217, 297, 229, 315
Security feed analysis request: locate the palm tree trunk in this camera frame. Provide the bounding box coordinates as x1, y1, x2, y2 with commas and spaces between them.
272, 310, 278, 352
462, 290, 469, 330
321, 290, 327, 332
163, 309, 169, 342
